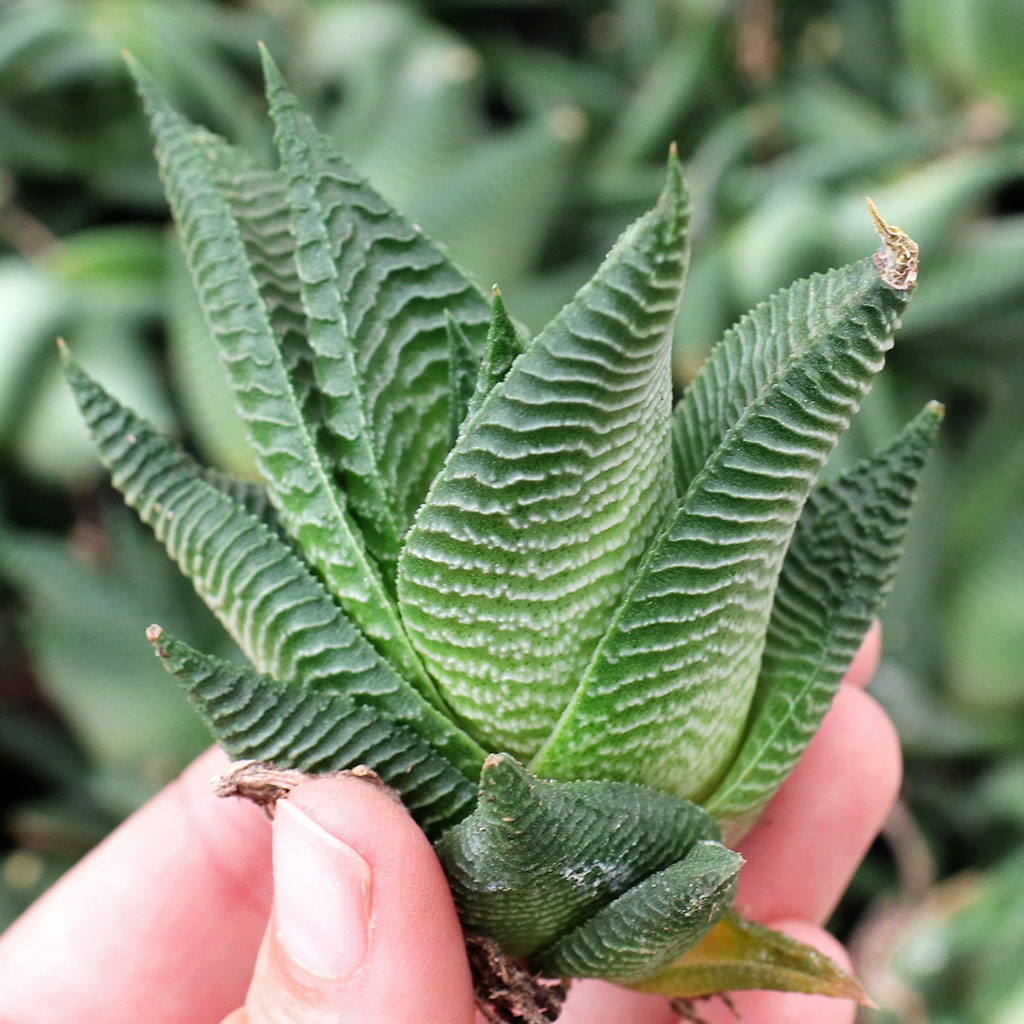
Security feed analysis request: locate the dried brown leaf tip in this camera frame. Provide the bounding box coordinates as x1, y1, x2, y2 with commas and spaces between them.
866, 197, 919, 290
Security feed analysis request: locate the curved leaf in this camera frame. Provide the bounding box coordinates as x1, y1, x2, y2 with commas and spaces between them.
398, 155, 690, 757
148, 627, 475, 837
63, 354, 486, 782
436, 753, 719, 956
534, 840, 741, 983
532, 258, 913, 800
707, 401, 943, 839
627, 910, 870, 1003
128, 58, 427, 687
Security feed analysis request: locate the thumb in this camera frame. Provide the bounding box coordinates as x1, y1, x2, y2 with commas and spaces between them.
223, 775, 476, 1024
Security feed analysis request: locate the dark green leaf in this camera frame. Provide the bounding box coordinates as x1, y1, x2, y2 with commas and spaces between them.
707, 401, 943, 838
148, 627, 475, 837
437, 753, 719, 957
534, 840, 741, 983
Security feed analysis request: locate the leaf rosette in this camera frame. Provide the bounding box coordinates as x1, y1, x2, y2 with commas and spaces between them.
63, 50, 941, 1013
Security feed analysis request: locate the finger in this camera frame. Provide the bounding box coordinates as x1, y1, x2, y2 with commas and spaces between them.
556, 979, 677, 1024
0, 747, 272, 1024
735, 683, 902, 925
842, 621, 882, 689
699, 919, 856, 1024
236, 776, 475, 1024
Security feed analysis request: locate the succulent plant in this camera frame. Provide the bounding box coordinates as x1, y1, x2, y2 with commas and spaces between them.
64, 49, 941, 1019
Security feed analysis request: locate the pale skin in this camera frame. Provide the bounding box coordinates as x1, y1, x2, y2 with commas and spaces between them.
0, 624, 896, 1024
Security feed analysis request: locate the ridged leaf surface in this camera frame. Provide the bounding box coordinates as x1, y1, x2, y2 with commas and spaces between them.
707, 401, 942, 839
129, 60, 427, 686
149, 627, 475, 837
534, 840, 740, 983
256, 55, 494, 529
532, 259, 912, 800
436, 754, 718, 956
64, 356, 485, 781
398, 159, 690, 757
262, 50, 406, 573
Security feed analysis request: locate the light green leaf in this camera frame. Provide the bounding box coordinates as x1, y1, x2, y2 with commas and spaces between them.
63, 354, 486, 782
148, 627, 475, 837
398, 155, 690, 758
627, 910, 870, 1003
465, 286, 525, 423
128, 58, 427, 687
707, 401, 943, 839
532, 258, 914, 800
436, 753, 719, 956
534, 840, 741, 983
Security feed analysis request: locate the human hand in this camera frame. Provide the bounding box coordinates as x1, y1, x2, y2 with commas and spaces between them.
0, 625, 897, 1024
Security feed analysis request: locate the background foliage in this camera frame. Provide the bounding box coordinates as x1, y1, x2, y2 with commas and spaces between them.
0, 1, 1021, 1020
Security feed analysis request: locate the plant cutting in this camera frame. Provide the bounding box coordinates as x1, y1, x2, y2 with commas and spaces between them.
64, 49, 940, 1022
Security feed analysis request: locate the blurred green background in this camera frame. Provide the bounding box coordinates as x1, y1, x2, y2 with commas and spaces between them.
0, 1, 1021, 1020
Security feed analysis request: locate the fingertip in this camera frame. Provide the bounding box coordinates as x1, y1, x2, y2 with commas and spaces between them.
558, 979, 677, 1024
842, 621, 882, 689
244, 775, 475, 1023
737, 684, 902, 925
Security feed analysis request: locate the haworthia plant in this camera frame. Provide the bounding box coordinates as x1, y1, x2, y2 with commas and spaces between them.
64, 52, 939, 1016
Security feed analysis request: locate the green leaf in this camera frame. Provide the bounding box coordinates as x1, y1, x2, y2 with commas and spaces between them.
63, 354, 486, 783
465, 286, 525, 423
534, 840, 741, 983
260, 48, 406, 574
165, 240, 258, 480
446, 312, 477, 449
257, 49, 494, 531
532, 258, 913, 801
185, 130, 320, 446
436, 753, 720, 957
127, 58, 427, 688
148, 627, 475, 837
398, 155, 690, 758
707, 401, 943, 839
627, 910, 870, 1003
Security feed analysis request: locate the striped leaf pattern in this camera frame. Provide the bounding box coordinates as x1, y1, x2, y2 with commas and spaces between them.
188, 131, 318, 433
130, 59, 428, 686
707, 401, 943, 840
398, 157, 690, 757
262, 50, 405, 573
534, 840, 741, 983
256, 60, 494, 530
531, 260, 912, 800
148, 628, 475, 837
64, 355, 486, 781
437, 754, 719, 956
